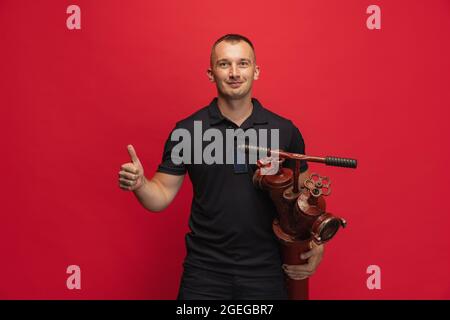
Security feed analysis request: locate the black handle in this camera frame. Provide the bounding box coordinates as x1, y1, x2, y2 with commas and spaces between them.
325, 157, 357, 168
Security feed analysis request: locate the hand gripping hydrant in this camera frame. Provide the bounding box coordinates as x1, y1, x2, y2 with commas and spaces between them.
241, 145, 357, 300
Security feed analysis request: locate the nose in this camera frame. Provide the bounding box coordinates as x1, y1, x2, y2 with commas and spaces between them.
229, 63, 240, 79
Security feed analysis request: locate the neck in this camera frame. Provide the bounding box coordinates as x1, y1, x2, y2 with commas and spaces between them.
217, 92, 253, 127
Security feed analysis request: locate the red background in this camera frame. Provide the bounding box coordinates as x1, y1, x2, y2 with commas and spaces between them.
1, 0, 449, 299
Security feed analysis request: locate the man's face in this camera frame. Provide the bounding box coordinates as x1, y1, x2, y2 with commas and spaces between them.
207, 41, 260, 100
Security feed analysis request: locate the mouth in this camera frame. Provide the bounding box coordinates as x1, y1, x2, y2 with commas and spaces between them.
227, 81, 243, 88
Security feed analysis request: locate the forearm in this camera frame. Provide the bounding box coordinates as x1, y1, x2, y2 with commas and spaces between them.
132, 176, 171, 212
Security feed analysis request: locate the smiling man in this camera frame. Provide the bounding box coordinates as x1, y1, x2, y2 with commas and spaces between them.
118, 34, 324, 299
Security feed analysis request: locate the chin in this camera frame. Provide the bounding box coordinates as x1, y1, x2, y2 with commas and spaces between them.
217, 85, 250, 99
226, 92, 247, 100
228, 89, 250, 99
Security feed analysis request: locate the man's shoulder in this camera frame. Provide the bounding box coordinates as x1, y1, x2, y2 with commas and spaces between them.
263, 107, 295, 126
173, 104, 210, 129
258, 101, 298, 130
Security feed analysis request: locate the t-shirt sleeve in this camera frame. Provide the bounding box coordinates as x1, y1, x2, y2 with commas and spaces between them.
284, 123, 308, 173
156, 126, 187, 176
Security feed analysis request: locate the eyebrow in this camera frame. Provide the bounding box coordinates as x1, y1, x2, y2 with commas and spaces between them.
216, 58, 252, 64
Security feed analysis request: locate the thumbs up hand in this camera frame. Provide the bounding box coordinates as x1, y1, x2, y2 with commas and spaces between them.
119, 144, 146, 191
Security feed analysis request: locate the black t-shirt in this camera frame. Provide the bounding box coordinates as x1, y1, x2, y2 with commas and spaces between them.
157, 97, 308, 277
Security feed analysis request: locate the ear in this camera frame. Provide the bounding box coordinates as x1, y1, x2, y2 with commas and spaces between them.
254, 65, 260, 80
207, 68, 215, 83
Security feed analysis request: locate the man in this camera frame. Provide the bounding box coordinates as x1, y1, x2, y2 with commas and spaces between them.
118, 34, 324, 299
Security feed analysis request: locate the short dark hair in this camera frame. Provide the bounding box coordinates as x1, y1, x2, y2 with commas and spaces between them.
210, 34, 256, 66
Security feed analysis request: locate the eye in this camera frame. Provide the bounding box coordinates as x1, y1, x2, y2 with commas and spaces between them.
219, 62, 229, 67
239, 61, 249, 66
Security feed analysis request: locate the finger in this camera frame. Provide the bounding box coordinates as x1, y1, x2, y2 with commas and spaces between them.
127, 145, 141, 165
283, 264, 314, 273
121, 163, 139, 174
119, 178, 136, 187
300, 246, 320, 260
119, 171, 139, 180
284, 264, 308, 271
119, 184, 131, 191
285, 269, 313, 278
285, 272, 310, 280
285, 268, 314, 278
287, 268, 315, 276
300, 249, 314, 260
288, 275, 309, 280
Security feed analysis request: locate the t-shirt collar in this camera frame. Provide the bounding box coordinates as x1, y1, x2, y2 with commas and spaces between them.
207, 97, 269, 128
